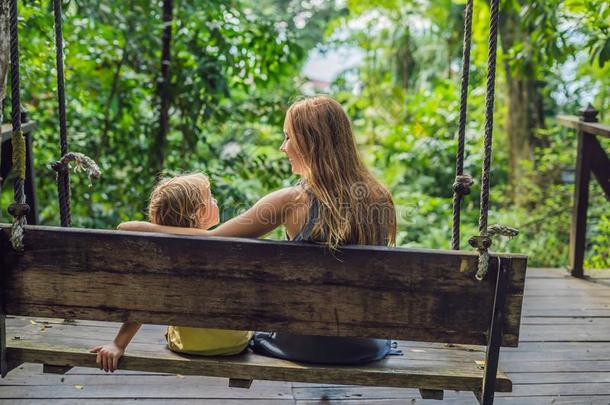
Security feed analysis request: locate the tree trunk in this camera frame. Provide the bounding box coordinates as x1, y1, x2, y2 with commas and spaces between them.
499, 4, 546, 205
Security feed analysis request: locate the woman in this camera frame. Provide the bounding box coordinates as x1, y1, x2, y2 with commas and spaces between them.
120, 95, 397, 364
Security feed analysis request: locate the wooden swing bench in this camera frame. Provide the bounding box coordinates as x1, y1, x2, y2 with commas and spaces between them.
0, 224, 527, 404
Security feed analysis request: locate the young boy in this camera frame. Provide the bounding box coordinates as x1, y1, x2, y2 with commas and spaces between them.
90, 173, 253, 372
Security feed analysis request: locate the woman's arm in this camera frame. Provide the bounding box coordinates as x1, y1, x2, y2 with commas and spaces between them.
208, 187, 299, 238
117, 187, 300, 238
117, 221, 209, 236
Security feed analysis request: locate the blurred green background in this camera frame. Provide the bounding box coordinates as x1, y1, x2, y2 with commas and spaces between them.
1, 0, 608, 268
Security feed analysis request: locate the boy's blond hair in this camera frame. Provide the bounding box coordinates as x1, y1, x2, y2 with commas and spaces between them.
148, 173, 211, 228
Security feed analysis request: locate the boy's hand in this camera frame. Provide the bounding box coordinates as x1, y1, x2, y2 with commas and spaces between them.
90, 343, 125, 372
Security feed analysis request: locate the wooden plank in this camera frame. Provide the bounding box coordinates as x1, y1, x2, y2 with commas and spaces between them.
23, 130, 38, 225
4, 266, 610, 404
557, 115, 610, 138
521, 308, 610, 317
519, 325, 610, 342
3, 320, 512, 393
6, 345, 512, 393
0, 378, 295, 400
509, 372, 610, 384
298, 399, 610, 405
521, 317, 610, 325
501, 360, 610, 373
526, 267, 610, 279
0, 314, 6, 378
2, 400, 294, 405
5, 317, 492, 363
0, 225, 527, 346
292, 385, 466, 401
568, 130, 593, 277
589, 133, 610, 199
504, 382, 610, 396
0, 121, 36, 142
507, 341, 610, 352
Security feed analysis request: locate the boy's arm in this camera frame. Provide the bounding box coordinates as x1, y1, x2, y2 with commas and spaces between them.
90, 322, 141, 372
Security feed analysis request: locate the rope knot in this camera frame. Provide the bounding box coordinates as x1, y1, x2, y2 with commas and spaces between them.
8, 202, 30, 217
453, 174, 474, 195
472, 223, 519, 281
468, 235, 492, 250
51, 160, 68, 173
11, 129, 26, 180
51, 152, 101, 180
488, 224, 519, 238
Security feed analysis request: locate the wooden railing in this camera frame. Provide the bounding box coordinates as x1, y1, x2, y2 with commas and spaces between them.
0, 114, 38, 224
557, 105, 610, 278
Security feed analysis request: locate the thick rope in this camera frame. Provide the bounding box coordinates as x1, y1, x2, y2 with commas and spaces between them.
53, 0, 71, 227
8, 0, 27, 251
474, 0, 500, 281
451, 0, 474, 250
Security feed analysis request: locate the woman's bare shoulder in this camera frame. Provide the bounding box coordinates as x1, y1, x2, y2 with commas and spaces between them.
261, 185, 305, 206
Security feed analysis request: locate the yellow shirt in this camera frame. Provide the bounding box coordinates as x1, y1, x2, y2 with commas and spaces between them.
166, 326, 253, 356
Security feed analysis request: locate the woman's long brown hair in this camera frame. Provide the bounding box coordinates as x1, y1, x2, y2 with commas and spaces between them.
285, 95, 396, 249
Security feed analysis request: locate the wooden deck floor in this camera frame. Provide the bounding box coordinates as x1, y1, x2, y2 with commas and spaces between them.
1, 267, 609, 404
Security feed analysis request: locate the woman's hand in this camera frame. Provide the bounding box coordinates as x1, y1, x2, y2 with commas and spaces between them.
90, 342, 125, 372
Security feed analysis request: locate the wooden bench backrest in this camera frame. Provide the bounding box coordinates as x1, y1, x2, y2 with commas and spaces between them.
0, 225, 527, 347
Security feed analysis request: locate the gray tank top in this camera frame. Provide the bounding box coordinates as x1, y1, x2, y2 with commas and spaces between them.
251, 195, 394, 365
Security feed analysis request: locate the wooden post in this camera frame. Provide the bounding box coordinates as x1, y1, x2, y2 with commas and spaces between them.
568, 104, 598, 278
0, 56, 5, 367
0, 312, 6, 378
480, 257, 509, 405
21, 110, 38, 225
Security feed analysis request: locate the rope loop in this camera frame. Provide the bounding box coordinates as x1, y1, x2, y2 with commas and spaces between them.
11, 129, 26, 179
9, 128, 28, 252
488, 224, 519, 238
471, 223, 519, 281
51, 152, 101, 181
8, 202, 30, 217
452, 174, 474, 195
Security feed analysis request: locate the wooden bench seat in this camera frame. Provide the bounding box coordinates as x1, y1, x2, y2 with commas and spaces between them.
5, 316, 511, 393
1, 225, 527, 403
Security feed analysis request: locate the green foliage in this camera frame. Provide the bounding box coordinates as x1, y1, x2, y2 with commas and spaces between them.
329, 0, 608, 267
1, 0, 608, 268
2, 0, 331, 237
